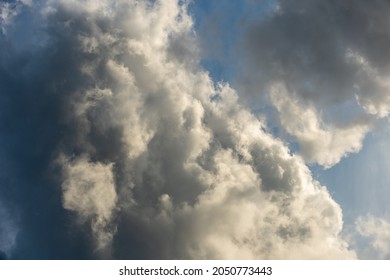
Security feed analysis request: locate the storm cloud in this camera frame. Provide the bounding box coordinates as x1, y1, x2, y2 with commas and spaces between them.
0, 0, 361, 259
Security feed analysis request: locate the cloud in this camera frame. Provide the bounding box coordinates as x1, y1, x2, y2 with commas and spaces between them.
0, 0, 357, 259
0, 1, 19, 33
243, 0, 390, 112
221, 0, 390, 167
346, 49, 390, 117
59, 155, 117, 256
345, 215, 390, 259
269, 84, 370, 167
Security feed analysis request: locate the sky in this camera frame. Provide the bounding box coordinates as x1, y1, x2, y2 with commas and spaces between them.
0, 0, 389, 260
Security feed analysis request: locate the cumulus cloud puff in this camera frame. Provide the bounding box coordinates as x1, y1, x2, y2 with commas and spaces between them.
345, 215, 390, 259
60, 155, 117, 256
0, 0, 357, 259
356, 215, 390, 258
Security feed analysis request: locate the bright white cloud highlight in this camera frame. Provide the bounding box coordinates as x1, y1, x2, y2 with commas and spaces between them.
60, 156, 117, 254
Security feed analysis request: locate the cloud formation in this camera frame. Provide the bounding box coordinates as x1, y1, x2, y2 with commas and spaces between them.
224, 0, 390, 166
269, 84, 370, 167
345, 215, 390, 259
60, 155, 117, 256
0, 0, 358, 259
356, 215, 390, 259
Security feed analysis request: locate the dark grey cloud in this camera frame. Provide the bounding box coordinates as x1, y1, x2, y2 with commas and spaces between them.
0, 0, 356, 259
0, 0, 112, 259
243, 0, 390, 108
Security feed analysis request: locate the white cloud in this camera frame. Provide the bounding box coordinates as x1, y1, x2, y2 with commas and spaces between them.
346, 49, 390, 118
346, 215, 390, 259
269, 84, 370, 167
211, 0, 390, 171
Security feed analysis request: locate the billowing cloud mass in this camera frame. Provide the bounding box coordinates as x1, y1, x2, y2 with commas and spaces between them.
230, 0, 390, 166
0, 0, 367, 259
